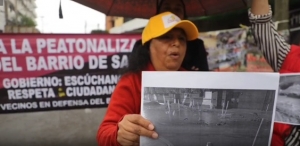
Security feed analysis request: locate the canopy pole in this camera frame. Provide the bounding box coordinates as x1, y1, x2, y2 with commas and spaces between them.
59, 0, 63, 19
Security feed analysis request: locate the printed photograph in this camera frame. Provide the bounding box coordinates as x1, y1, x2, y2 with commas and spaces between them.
275, 74, 300, 125
141, 87, 276, 146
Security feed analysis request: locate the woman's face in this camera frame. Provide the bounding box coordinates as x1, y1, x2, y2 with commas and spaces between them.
149, 28, 187, 71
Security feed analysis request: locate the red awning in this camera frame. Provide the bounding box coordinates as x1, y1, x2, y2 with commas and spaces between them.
72, 0, 248, 19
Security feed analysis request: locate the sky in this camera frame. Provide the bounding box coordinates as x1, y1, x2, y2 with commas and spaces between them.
35, 0, 106, 34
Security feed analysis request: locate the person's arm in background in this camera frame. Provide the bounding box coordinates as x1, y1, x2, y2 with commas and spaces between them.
249, 0, 291, 72
250, 1, 300, 146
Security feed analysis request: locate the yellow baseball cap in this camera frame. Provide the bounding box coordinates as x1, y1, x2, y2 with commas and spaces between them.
142, 11, 199, 45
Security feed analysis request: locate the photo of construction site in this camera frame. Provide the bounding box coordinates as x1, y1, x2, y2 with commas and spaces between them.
141, 88, 276, 146
276, 74, 300, 125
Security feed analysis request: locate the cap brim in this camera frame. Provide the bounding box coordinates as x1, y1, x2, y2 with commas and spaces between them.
174, 20, 199, 41
151, 20, 199, 42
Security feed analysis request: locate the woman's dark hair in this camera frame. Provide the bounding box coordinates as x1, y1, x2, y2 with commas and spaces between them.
120, 40, 151, 75
156, 0, 187, 19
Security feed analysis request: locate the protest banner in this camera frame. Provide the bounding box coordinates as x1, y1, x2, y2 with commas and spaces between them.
0, 34, 140, 113
200, 28, 273, 72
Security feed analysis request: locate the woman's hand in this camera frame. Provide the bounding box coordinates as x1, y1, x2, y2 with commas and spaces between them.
117, 114, 158, 146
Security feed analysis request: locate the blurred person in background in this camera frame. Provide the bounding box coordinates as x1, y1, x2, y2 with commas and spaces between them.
249, 0, 300, 145
131, 0, 209, 72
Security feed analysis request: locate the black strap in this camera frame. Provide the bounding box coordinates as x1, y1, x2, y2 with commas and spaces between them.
59, 0, 63, 19
285, 126, 300, 146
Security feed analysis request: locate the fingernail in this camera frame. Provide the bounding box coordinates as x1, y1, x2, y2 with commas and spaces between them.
152, 132, 158, 139
148, 124, 154, 130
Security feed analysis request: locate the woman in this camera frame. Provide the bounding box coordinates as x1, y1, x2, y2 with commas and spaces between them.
97, 12, 200, 146
132, 0, 209, 72
249, 0, 300, 145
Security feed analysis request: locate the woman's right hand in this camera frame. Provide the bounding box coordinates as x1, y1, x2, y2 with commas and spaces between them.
117, 114, 158, 146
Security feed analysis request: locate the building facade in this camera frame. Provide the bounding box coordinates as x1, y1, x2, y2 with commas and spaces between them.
105, 16, 145, 34
0, 0, 5, 32
0, 0, 38, 33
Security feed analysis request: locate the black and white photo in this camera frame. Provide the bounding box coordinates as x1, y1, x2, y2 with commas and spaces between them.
275, 74, 300, 125
141, 72, 279, 146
